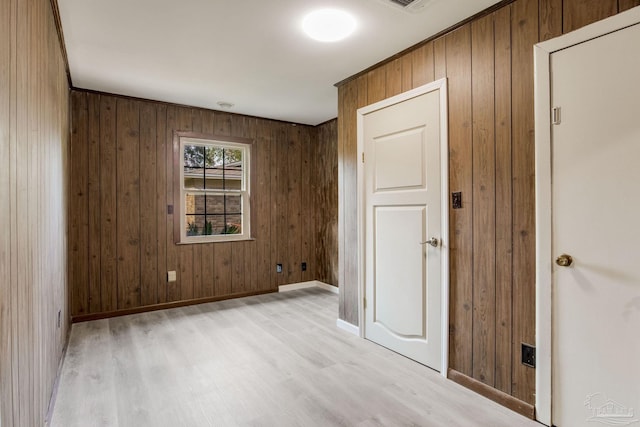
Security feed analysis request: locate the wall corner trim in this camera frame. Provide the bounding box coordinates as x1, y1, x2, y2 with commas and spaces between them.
336, 319, 360, 336
278, 281, 339, 294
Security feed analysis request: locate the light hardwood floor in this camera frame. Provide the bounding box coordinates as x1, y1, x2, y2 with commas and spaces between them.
50, 288, 540, 427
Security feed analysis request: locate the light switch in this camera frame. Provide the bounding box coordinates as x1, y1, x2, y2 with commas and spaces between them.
167, 271, 177, 282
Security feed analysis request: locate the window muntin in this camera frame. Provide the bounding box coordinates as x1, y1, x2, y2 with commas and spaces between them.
179, 137, 250, 243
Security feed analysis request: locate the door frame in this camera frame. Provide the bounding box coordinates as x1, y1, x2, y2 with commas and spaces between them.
534, 7, 640, 425
356, 78, 450, 376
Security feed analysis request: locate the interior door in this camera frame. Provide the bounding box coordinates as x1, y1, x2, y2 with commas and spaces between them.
550, 23, 640, 426
361, 81, 446, 371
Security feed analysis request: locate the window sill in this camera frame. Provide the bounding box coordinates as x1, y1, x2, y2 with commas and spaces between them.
177, 236, 256, 245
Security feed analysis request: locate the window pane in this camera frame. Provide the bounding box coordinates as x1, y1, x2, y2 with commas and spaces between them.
224, 214, 242, 234
204, 166, 225, 190
186, 215, 207, 236
185, 194, 206, 215
184, 145, 205, 190
205, 195, 224, 214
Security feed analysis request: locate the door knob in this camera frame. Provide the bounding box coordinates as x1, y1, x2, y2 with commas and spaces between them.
555, 254, 573, 267
420, 237, 439, 247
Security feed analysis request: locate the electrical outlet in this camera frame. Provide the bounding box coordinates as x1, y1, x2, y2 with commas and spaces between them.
452, 192, 462, 209
276, 264, 283, 273
301, 262, 307, 271
167, 270, 177, 282
521, 343, 536, 368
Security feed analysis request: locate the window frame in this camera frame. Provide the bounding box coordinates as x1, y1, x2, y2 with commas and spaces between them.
173, 131, 254, 244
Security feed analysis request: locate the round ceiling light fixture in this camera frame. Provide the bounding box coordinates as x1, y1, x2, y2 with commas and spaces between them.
302, 9, 357, 42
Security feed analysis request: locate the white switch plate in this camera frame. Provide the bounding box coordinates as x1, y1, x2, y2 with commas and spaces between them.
167, 271, 177, 282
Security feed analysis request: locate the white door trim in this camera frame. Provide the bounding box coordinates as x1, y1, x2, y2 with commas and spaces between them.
356, 78, 450, 376
534, 7, 640, 425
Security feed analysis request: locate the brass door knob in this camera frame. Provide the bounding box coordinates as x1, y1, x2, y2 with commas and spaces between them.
556, 254, 573, 267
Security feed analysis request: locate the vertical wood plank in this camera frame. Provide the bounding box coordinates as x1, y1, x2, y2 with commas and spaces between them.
337, 85, 347, 320
165, 106, 179, 302
116, 99, 141, 309
367, 68, 386, 104
401, 53, 413, 92
156, 104, 168, 303
140, 102, 157, 306
385, 58, 403, 97
87, 93, 102, 313
269, 122, 280, 288
540, 0, 563, 41
213, 244, 232, 295
434, 37, 447, 80
300, 126, 315, 283
446, 24, 474, 377
341, 78, 360, 325
286, 125, 302, 284
0, 0, 13, 420
69, 91, 89, 316
315, 120, 338, 286
618, 0, 640, 11
511, 0, 538, 405
100, 96, 117, 312
471, 14, 496, 387
255, 119, 272, 291
564, 0, 618, 32
494, 4, 514, 396
411, 42, 435, 88
274, 123, 289, 287
176, 107, 194, 300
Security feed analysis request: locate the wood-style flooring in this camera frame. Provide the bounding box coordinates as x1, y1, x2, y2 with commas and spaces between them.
50, 287, 539, 427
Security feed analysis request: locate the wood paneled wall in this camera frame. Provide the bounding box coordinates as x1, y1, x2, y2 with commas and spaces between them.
314, 120, 338, 286
0, 0, 70, 425
336, 0, 636, 408
68, 91, 337, 320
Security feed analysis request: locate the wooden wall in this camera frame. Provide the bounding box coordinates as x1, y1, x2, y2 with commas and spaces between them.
68, 90, 338, 320
314, 120, 338, 286
0, 0, 70, 425
336, 0, 638, 408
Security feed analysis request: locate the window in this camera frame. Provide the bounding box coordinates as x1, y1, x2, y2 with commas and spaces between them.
177, 135, 251, 243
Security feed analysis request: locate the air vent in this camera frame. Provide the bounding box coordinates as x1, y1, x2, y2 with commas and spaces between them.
378, 0, 434, 13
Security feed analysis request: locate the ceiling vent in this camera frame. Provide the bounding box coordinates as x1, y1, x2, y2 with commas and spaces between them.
379, 0, 435, 13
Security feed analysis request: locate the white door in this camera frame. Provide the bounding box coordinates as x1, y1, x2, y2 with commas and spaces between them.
359, 80, 448, 371
550, 23, 640, 427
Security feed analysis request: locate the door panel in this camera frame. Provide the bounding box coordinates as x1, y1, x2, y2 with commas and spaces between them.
362, 82, 446, 371
374, 205, 426, 338
374, 127, 425, 191
551, 23, 640, 427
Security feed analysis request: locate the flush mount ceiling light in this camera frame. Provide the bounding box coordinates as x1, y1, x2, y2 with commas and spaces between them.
302, 9, 357, 42
217, 101, 234, 109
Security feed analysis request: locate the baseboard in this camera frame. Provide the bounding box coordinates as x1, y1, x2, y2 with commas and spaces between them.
45, 325, 71, 426
278, 280, 339, 294
336, 318, 360, 336
448, 369, 535, 419
71, 289, 276, 323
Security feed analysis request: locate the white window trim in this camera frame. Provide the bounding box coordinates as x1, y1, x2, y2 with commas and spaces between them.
178, 136, 251, 244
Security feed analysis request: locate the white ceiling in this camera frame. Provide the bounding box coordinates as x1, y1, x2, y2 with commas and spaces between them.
58, 0, 500, 125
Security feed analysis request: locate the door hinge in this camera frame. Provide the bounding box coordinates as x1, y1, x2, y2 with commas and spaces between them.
362, 152, 365, 163
363, 297, 367, 309
552, 107, 561, 125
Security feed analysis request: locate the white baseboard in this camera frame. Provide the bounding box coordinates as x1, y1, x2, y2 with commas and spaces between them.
336, 318, 360, 336
278, 280, 339, 294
